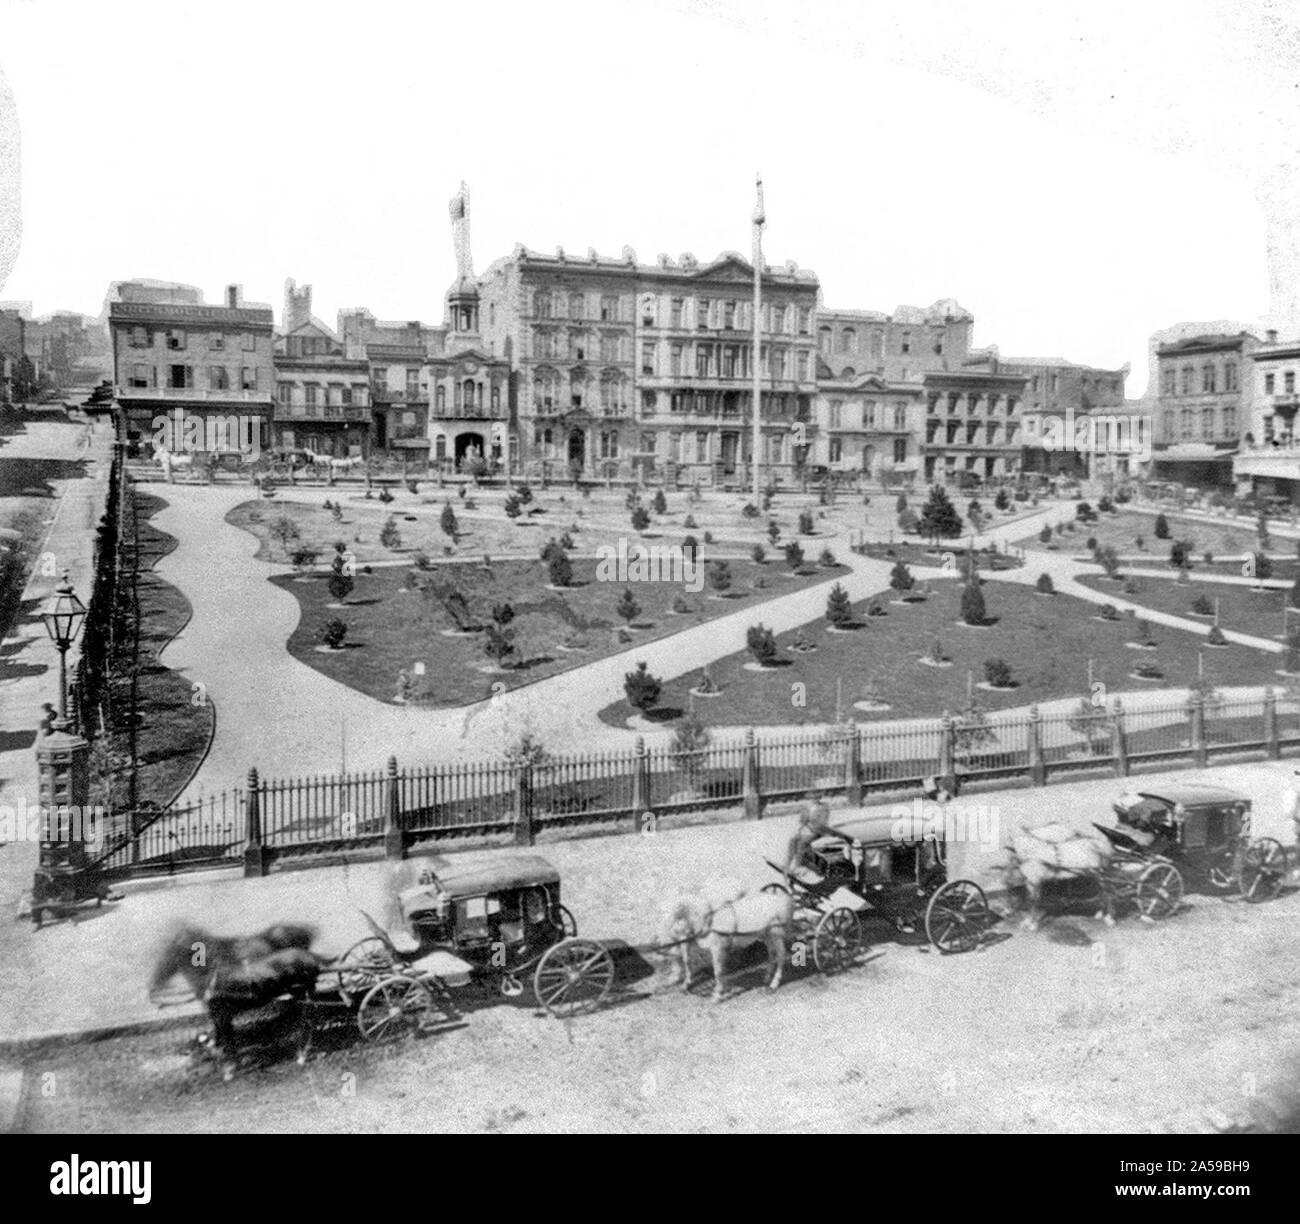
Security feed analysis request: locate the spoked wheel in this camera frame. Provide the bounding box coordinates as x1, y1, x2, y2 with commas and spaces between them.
356, 975, 435, 1042
813, 907, 862, 975
1239, 837, 1288, 902
1135, 861, 1184, 919
337, 936, 396, 1003
924, 879, 990, 954
533, 938, 615, 1019
551, 904, 578, 938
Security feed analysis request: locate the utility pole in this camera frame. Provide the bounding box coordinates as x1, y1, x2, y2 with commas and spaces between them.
752, 174, 765, 504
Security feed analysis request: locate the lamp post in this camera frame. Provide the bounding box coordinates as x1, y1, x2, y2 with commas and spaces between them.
751, 174, 765, 504
41, 570, 86, 730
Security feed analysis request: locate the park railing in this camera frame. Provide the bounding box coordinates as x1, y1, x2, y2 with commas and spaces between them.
98, 688, 1300, 880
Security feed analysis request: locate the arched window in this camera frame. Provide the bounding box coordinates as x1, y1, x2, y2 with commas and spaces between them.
491, 385, 501, 412
1180, 365, 1193, 395
840, 328, 856, 353
818, 327, 832, 354
435, 385, 446, 413
533, 291, 552, 318
533, 366, 560, 411
463, 378, 477, 411
841, 367, 856, 379
601, 370, 627, 414
1202, 363, 1216, 394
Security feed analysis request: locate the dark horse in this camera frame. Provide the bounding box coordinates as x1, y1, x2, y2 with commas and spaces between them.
149, 923, 324, 1075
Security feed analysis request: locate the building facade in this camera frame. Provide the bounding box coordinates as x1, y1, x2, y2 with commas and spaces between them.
108, 283, 275, 455
816, 301, 974, 384
920, 366, 1029, 483
1151, 331, 1258, 486
1233, 330, 1300, 501
809, 374, 924, 482
0, 308, 28, 405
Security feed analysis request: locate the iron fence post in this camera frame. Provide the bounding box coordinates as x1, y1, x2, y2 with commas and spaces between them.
741, 727, 762, 820
1111, 697, 1129, 777
938, 712, 955, 782
243, 766, 266, 877
383, 754, 404, 860
513, 761, 535, 846
1027, 705, 1046, 786
1264, 686, 1280, 760
843, 723, 862, 806
1189, 690, 1208, 768
630, 736, 651, 821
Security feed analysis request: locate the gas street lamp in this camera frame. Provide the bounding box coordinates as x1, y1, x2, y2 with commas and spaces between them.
41, 571, 86, 728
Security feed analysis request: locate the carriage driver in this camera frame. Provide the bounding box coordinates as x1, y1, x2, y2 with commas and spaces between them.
783, 799, 856, 883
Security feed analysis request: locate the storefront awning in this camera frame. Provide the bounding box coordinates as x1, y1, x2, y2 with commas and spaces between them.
1152, 446, 1236, 463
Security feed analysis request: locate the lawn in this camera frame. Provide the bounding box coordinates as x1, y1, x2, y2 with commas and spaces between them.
1074, 572, 1296, 641
597, 578, 1282, 729
1017, 506, 1278, 559
276, 553, 847, 707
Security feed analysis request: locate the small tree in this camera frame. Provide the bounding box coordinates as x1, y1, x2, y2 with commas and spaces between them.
783, 540, 805, 570
895, 493, 908, 513
379, 516, 401, 550
1067, 695, 1110, 755
319, 618, 348, 649
919, 484, 963, 544
798, 508, 815, 535
898, 509, 920, 534
741, 502, 760, 519
826, 582, 854, 628
1076, 501, 1096, 523
1191, 592, 1213, 616
1169, 539, 1193, 569
484, 624, 515, 667
1254, 552, 1274, 581
1154, 513, 1170, 539
269, 514, 300, 557
290, 546, 319, 573
767, 520, 781, 545
671, 712, 713, 789
682, 535, 699, 563
616, 588, 641, 625
1097, 545, 1121, 578
652, 488, 668, 515
547, 549, 573, 588
984, 658, 1013, 687
1036, 572, 1055, 595
994, 488, 1010, 511
492, 602, 515, 628
517, 483, 534, 505
889, 560, 914, 593
1286, 630, 1300, 674
623, 661, 662, 712
631, 505, 651, 533
961, 581, 986, 626
504, 494, 522, 519
708, 560, 732, 594
746, 623, 778, 666
378, 486, 395, 505
819, 547, 837, 567
327, 571, 354, 603
751, 543, 766, 564
1038, 524, 1052, 545
440, 502, 458, 539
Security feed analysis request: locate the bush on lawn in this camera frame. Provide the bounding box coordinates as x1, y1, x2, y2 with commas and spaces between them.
984, 658, 1013, 688
1191, 593, 1213, 616
961, 581, 987, 625
616, 588, 641, 625
919, 484, 963, 543
1135, 661, 1163, 679
746, 624, 779, 666
1207, 625, 1227, 646
1154, 513, 1169, 539
767, 520, 781, 545
889, 560, 914, 592
1036, 573, 1055, 594
504, 495, 522, 519
319, 619, 348, 650
898, 509, 920, 534
1098, 495, 1114, 513
1252, 552, 1273, 581
819, 547, 837, 567
798, 509, 815, 535
327, 571, 354, 603
379, 517, 402, 549
751, 544, 766, 564
623, 661, 662, 712
547, 549, 573, 588
995, 489, 1010, 511
783, 541, 805, 570
378, 487, 394, 505
826, 583, 853, 628
1086, 537, 1097, 552
290, 546, 319, 572
517, 483, 534, 505
483, 624, 516, 667
1169, 539, 1194, 569
741, 502, 760, 519
631, 506, 651, 533
1039, 524, 1052, 544
1100, 603, 1119, 621
440, 503, 458, 538
683, 514, 697, 530
652, 489, 668, 515
682, 534, 699, 562
708, 561, 732, 593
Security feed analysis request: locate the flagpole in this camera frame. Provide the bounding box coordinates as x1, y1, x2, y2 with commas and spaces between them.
752, 174, 765, 504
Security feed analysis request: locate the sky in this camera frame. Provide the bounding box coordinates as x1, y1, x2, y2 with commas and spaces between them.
0, 0, 1296, 396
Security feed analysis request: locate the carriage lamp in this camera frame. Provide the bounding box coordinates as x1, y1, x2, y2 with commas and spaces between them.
41, 571, 86, 728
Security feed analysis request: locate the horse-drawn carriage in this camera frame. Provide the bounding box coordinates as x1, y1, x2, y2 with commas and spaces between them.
763, 812, 996, 957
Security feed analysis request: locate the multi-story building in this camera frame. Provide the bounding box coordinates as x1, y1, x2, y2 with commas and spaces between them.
108, 282, 275, 455
808, 375, 924, 482
0, 307, 28, 405
479, 244, 820, 483
1151, 331, 1258, 487
272, 281, 371, 457
816, 301, 974, 383
921, 362, 1029, 484
1233, 329, 1300, 501
24, 311, 111, 391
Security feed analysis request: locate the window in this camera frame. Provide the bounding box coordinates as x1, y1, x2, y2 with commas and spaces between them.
798, 308, 811, 336
1162, 410, 1174, 438
829, 438, 843, 463
209, 366, 229, 391
893, 438, 906, 463
796, 351, 809, 381
166, 329, 186, 351
569, 293, 585, 320
828, 400, 843, 429
1180, 365, 1193, 395
1225, 362, 1238, 392
600, 334, 622, 363
352, 384, 368, 407
1181, 407, 1194, 438
242, 367, 258, 391
696, 298, 711, 329
168, 364, 192, 389
773, 305, 788, 334
641, 391, 657, 416
434, 385, 446, 412
209, 334, 225, 351
534, 291, 552, 318
861, 399, 876, 429
129, 326, 148, 348
641, 343, 656, 376
1202, 363, 1216, 393
1202, 407, 1216, 437
1162, 368, 1175, 396
305, 384, 319, 407
772, 348, 786, 379
818, 327, 832, 354
722, 346, 739, 378
492, 385, 501, 412
241, 333, 256, 352
724, 301, 737, 329
696, 345, 712, 378
533, 329, 555, 359
1266, 372, 1276, 395
600, 295, 619, 322
893, 404, 907, 431
129, 364, 151, 388
406, 369, 420, 397
1287, 371, 1296, 395
670, 298, 683, 328
670, 344, 683, 377
840, 329, 855, 353
640, 431, 655, 452
901, 331, 911, 354
599, 430, 619, 460
696, 432, 709, 463
933, 335, 944, 356
1224, 406, 1237, 435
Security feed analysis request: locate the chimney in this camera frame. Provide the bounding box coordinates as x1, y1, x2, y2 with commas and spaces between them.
226, 284, 242, 308
1267, 329, 1279, 344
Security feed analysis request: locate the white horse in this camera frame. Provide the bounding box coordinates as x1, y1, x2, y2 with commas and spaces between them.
328, 455, 364, 472
999, 822, 1117, 932
659, 883, 794, 1001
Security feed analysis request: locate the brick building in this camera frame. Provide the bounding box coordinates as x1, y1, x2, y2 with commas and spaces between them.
0, 307, 29, 405
108, 282, 275, 456
816, 300, 974, 383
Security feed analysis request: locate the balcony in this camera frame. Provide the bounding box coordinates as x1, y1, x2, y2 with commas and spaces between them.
273, 404, 370, 423
117, 385, 270, 404
371, 386, 427, 403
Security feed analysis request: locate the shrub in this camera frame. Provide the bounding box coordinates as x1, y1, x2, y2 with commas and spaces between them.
1134, 661, 1163, 679
866, 601, 886, 617
1014, 488, 1029, 502
994, 489, 1010, 511
631, 506, 651, 533
1122, 577, 1138, 595
1135, 535, 1145, 550
1133, 618, 1154, 645
407, 479, 419, 495
1038, 524, 1052, 545
683, 514, 697, 530
929, 637, 948, 663
961, 581, 986, 625
290, 546, 319, 571
504, 494, 522, 519
783, 541, 805, 570
819, 547, 837, 567
1253, 552, 1273, 581
1036, 573, 1055, 594
559, 531, 575, 550
491, 602, 515, 628
898, 509, 921, 534
1191, 593, 1213, 616
672, 596, 691, 614
1202, 551, 1213, 566
682, 534, 699, 562
547, 549, 573, 588
1076, 501, 1096, 523
1169, 539, 1193, 569
517, 483, 533, 505
412, 549, 432, 570
483, 624, 515, 666
1100, 603, 1119, 621
1207, 625, 1227, 646
331, 504, 343, 522
895, 493, 908, 513
327, 571, 354, 603
708, 561, 732, 593
1098, 495, 1114, 513
616, 588, 641, 625
1154, 513, 1169, 539
919, 484, 963, 543
751, 543, 766, 564
826, 582, 854, 628
741, 502, 760, 519
670, 712, 712, 783
1115, 487, 1131, 504
703, 531, 713, 544
1086, 537, 1098, 552
984, 658, 1013, 688
652, 489, 668, 515
623, 661, 662, 712
746, 623, 778, 666
378, 487, 395, 505
440, 503, 458, 538
379, 517, 401, 549
798, 509, 815, 535
269, 514, 300, 557
1096, 546, 1120, 578
541, 537, 563, 563
767, 520, 781, 545
319, 619, 347, 649
889, 560, 914, 592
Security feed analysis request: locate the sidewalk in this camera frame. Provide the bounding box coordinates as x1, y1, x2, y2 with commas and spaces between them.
1, 757, 1295, 1049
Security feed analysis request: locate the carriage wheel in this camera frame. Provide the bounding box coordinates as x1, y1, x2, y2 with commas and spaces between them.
1136, 862, 1184, 920
356, 975, 434, 1042
1239, 837, 1287, 902
533, 938, 615, 1019
813, 908, 861, 975
338, 936, 395, 1002
924, 880, 990, 954
552, 903, 578, 938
